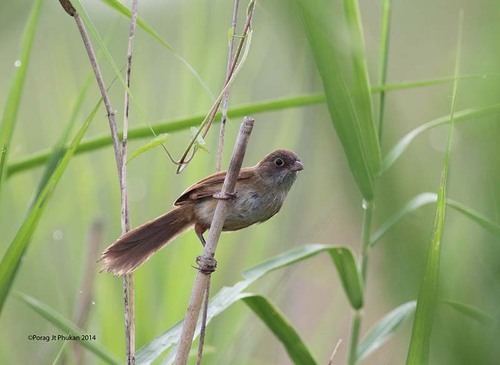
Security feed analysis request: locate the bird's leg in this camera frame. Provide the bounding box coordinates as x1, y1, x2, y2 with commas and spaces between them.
194, 224, 217, 274
196, 230, 207, 247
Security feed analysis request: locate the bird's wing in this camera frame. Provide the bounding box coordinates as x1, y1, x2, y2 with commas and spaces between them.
174, 167, 255, 205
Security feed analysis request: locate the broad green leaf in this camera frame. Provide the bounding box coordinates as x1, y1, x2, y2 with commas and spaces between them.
0, 0, 41, 202
0, 100, 100, 315
357, 301, 416, 362
370, 192, 500, 247
242, 295, 318, 365
136, 244, 362, 364
444, 300, 492, 326
128, 133, 169, 163
406, 14, 463, 365
99, 0, 213, 97
296, 0, 381, 200
16, 292, 120, 365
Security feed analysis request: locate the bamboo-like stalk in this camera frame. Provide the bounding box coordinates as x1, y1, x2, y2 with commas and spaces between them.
175, 117, 255, 365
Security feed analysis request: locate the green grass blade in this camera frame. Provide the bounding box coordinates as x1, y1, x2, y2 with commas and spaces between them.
137, 244, 361, 364
242, 295, 318, 365
0, 101, 100, 315
446, 199, 500, 235
7, 95, 325, 176
99, 0, 213, 97
16, 292, 120, 365
371, 192, 500, 247
377, 0, 393, 140
444, 300, 493, 326
34, 74, 93, 197
357, 301, 416, 362
406, 171, 447, 365
327, 247, 364, 309
406, 12, 463, 365
243, 244, 363, 309
370, 193, 437, 246
296, 0, 381, 200
127, 133, 169, 164
382, 103, 500, 172
0, 0, 42, 201
8, 71, 496, 177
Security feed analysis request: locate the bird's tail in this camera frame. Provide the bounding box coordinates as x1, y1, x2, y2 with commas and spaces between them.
99, 205, 194, 275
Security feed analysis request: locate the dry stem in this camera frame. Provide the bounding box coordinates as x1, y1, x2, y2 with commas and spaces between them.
174, 117, 255, 365
121, 1, 139, 363
196, 2, 242, 363
59, 1, 139, 363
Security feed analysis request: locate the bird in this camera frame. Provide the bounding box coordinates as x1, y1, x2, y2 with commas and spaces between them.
99, 149, 303, 275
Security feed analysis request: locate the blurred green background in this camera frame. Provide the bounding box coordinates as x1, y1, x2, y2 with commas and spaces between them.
1, 0, 500, 364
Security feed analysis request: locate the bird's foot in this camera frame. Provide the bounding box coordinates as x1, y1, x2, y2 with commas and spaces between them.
194, 255, 217, 274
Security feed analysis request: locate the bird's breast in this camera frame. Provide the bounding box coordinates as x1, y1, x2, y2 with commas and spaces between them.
193, 188, 286, 232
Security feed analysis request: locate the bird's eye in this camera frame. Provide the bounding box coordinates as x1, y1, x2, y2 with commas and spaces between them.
274, 158, 284, 167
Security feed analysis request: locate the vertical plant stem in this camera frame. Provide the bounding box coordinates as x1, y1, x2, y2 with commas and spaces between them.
377, 0, 393, 141
360, 200, 374, 282
347, 0, 392, 361
121, 1, 139, 364
175, 117, 255, 365
196, 279, 210, 365
347, 199, 374, 365
197, 2, 241, 363
216, 0, 240, 172
348, 311, 362, 365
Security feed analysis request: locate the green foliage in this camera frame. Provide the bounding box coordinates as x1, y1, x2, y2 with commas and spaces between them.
0, 100, 100, 315
128, 133, 169, 163
16, 292, 120, 365
406, 13, 464, 364
0, 0, 41, 202
2, 1, 500, 364
137, 244, 361, 364
296, 0, 381, 200
242, 295, 318, 365
357, 301, 416, 362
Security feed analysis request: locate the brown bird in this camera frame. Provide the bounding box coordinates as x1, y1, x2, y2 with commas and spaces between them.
99, 149, 304, 275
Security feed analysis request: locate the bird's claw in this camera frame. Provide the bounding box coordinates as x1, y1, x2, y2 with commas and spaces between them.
194, 255, 217, 274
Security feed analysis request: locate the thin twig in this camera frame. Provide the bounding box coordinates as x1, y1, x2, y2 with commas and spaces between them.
197, 2, 242, 363
216, 0, 241, 172
176, 0, 257, 173
196, 279, 210, 365
175, 117, 255, 365
58, 1, 137, 363
121, 1, 139, 364
71, 220, 103, 365
327, 339, 343, 365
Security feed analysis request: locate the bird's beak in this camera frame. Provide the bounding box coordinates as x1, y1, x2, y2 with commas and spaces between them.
291, 160, 304, 171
